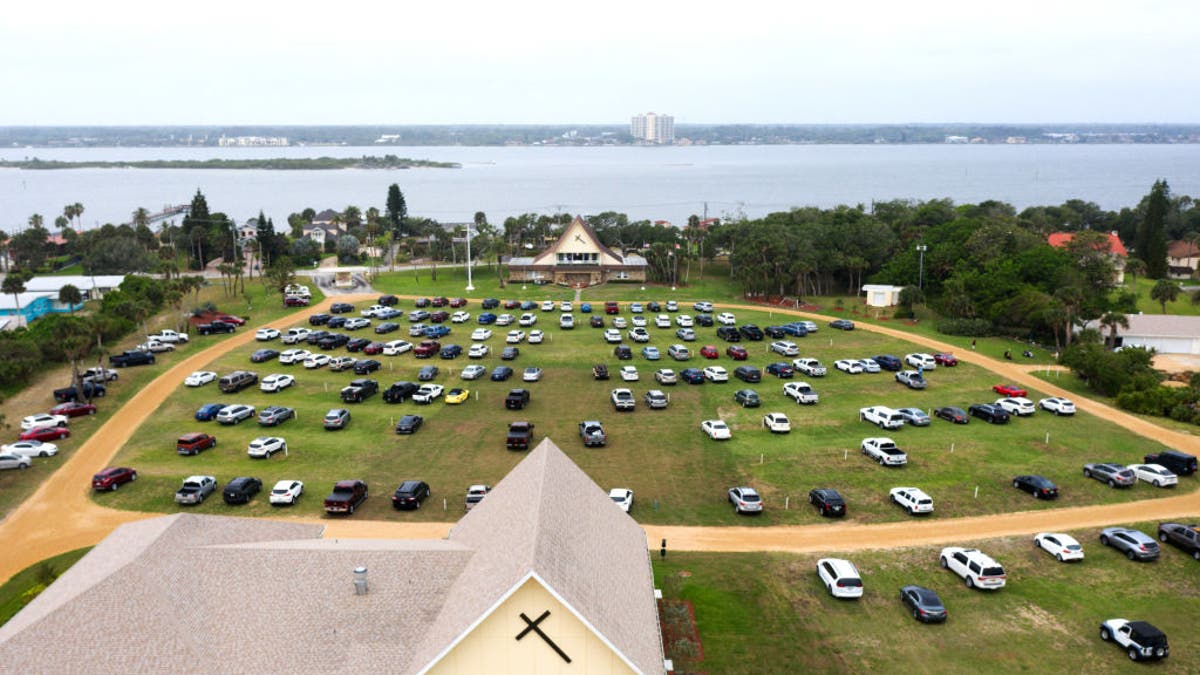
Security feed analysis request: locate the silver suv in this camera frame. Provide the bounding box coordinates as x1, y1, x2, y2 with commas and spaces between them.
1100, 527, 1160, 561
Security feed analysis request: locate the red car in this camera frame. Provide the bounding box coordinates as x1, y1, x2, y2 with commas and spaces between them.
726, 345, 749, 360
700, 345, 720, 359
992, 384, 1028, 397
50, 401, 97, 418
429, 311, 450, 323
177, 432, 217, 456
605, 301, 620, 315
284, 296, 309, 307
431, 296, 449, 307
503, 299, 520, 309
449, 297, 467, 308
92, 466, 137, 491
215, 314, 247, 326
20, 426, 71, 442
363, 341, 385, 355
414, 340, 442, 357
934, 353, 958, 367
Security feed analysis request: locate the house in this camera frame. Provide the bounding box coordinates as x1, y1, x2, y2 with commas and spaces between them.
0, 439, 666, 674
0, 274, 122, 329
1167, 240, 1199, 279
861, 284, 905, 308
1047, 231, 1128, 284
23, 275, 125, 302
1082, 314, 1200, 355
508, 216, 647, 287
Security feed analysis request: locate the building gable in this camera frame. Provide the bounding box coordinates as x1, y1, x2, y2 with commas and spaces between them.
532, 217, 624, 267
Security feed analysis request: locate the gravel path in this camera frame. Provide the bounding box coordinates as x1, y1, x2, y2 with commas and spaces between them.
1, 297, 1196, 584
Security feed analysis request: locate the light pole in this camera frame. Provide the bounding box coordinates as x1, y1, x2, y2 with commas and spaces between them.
916, 244, 928, 290
465, 221, 475, 291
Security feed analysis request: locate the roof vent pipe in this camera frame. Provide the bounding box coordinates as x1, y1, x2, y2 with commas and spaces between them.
353, 566, 368, 595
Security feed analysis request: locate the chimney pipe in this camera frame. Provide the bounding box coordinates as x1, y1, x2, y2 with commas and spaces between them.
353, 566, 368, 595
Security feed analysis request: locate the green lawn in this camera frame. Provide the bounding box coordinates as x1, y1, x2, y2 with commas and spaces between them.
1125, 276, 1200, 316
0, 547, 91, 627
371, 265, 576, 301
97, 303, 1181, 526
654, 522, 1200, 674
1029, 370, 1200, 438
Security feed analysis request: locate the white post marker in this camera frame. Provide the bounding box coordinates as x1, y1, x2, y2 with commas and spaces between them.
844, 449, 848, 460
1045, 431, 1050, 444
443, 498, 447, 511
785, 496, 790, 510
974, 486, 979, 499
760, 453, 764, 465
951, 442, 955, 453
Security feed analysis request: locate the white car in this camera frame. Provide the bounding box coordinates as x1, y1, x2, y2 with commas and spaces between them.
835, 359, 864, 374
940, 547, 1006, 590
1034, 532, 1085, 562
694, 301, 714, 312
858, 358, 881, 373
604, 329, 622, 343
259, 373, 295, 392
540, 300, 555, 311
528, 330, 545, 344
676, 327, 696, 341
383, 340, 413, 355
905, 353, 937, 370
409, 323, 429, 337
996, 397, 1036, 416
279, 348, 312, 364
344, 318, 371, 330
666, 300, 678, 311
860, 406, 904, 429
20, 414, 68, 432
506, 330, 526, 344
771, 341, 800, 357
762, 412, 791, 433
654, 368, 677, 385
612, 317, 628, 329
184, 370, 217, 387
496, 314, 515, 326
523, 367, 543, 382
675, 314, 694, 327
1128, 463, 1178, 487
798, 320, 818, 333
1038, 397, 1076, 415
255, 327, 281, 341
609, 488, 634, 513
816, 558, 863, 599
470, 328, 493, 341
518, 313, 537, 326
269, 479, 304, 505
890, 487, 934, 515
303, 353, 331, 369
783, 381, 819, 404
701, 420, 732, 440
2, 440, 58, 458
728, 486, 761, 512
620, 365, 639, 381
559, 314, 575, 329
461, 365, 487, 380
468, 344, 490, 358
328, 356, 357, 372
654, 314, 671, 328
560, 301, 573, 312
412, 384, 445, 403
631, 315, 648, 328
702, 366, 729, 382
0, 453, 33, 470
716, 312, 736, 326
451, 311, 471, 323
628, 328, 650, 343
280, 327, 311, 344
247, 436, 287, 458
361, 305, 388, 317
630, 302, 644, 313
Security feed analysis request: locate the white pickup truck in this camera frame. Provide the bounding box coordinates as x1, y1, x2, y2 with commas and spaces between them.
147, 329, 189, 344
280, 327, 312, 345
861, 437, 907, 466
793, 358, 827, 377
860, 406, 905, 430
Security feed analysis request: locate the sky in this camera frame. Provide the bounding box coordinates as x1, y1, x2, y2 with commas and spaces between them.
2, 0, 1198, 125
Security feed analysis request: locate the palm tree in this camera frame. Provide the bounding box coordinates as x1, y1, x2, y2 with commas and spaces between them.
28, 213, 44, 230
1053, 286, 1084, 347
132, 207, 151, 228
1098, 311, 1129, 348
1150, 278, 1180, 313
58, 284, 83, 315
1125, 257, 1146, 289
2, 274, 27, 327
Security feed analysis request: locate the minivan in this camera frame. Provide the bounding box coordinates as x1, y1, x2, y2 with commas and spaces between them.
219, 371, 258, 393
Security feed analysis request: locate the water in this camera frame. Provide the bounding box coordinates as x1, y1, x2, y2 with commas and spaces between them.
1, 144, 1198, 231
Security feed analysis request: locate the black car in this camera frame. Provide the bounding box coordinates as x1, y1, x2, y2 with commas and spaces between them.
501, 347, 519, 360
873, 354, 903, 371
733, 366, 761, 383
440, 344, 463, 359
934, 406, 969, 424
327, 316, 348, 329
305, 330, 331, 345
257, 405, 295, 426
482, 298, 500, 309
394, 415, 424, 435
318, 334, 350, 350
392, 480, 431, 509
354, 359, 382, 375
969, 403, 1010, 424
739, 324, 764, 341
346, 337, 371, 352
593, 363, 609, 380
308, 313, 332, 326
900, 585, 947, 623
223, 476, 262, 505
330, 303, 354, 314
383, 381, 419, 403
590, 316, 604, 328
613, 345, 633, 360
375, 322, 400, 334
716, 326, 741, 342
378, 294, 399, 306
250, 348, 280, 363
491, 366, 514, 381
647, 301, 661, 312
763, 325, 787, 339
52, 382, 107, 402
808, 488, 846, 517
323, 408, 351, 429
830, 319, 855, 330
695, 314, 714, 327
418, 365, 439, 381
1013, 475, 1059, 499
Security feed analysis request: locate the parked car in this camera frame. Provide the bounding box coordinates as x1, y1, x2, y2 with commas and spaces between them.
250, 349, 280, 363
1037, 397, 1076, 415
610, 388, 635, 411
940, 547, 1007, 589
1142, 450, 1197, 476
1128, 463, 1178, 488
52, 382, 106, 402
620, 365, 639, 381
992, 384, 1028, 397
701, 420, 732, 440
834, 359, 864, 374
762, 412, 791, 433
1099, 619, 1169, 662
50, 400, 97, 418
465, 484, 490, 510
3, 440, 59, 457
734, 389, 761, 407
733, 366, 761, 383
641, 346, 660, 361
895, 370, 927, 389
501, 346, 520, 360
1157, 522, 1200, 560
382, 381, 419, 403
323, 408, 351, 430
392, 480, 431, 509
394, 415, 424, 434
194, 403, 226, 421
890, 487, 934, 515
257, 405, 294, 426
1034, 532, 1085, 562
579, 420, 607, 447
491, 366, 514, 381
817, 558, 863, 599
679, 368, 704, 384
1013, 474, 1059, 499
1100, 527, 1160, 561
766, 362, 794, 379
0, 452, 32, 470
808, 488, 846, 517
609, 488, 634, 513
934, 353, 958, 366
793, 358, 827, 377
216, 404, 255, 425
728, 486, 763, 514
260, 373, 295, 392
174, 475, 217, 504
968, 403, 1010, 424
644, 389, 669, 408
176, 432, 217, 455
702, 366, 728, 383
726, 345, 748, 360
218, 370, 258, 393
783, 381, 819, 404
862, 437, 907, 466
667, 344, 690, 360
324, 480, 369, 514
900, 585, 947, 623
934, 406, 969, 424
829, 319, 855, 331
223, 477, 262, 505
872, 354, 902, 371
654, 368, 677, 385
92, 466, 136, 491
700, 345, 719, 359
905, 353, 937, 370
895, 408, 930, 426
247, 436, 287, 458
1083, 462, 1136, 488
21, 413, 69, 431
860, 406, 904, 429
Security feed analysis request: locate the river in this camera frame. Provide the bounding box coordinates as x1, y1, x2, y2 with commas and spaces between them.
1, 144, 1198, 231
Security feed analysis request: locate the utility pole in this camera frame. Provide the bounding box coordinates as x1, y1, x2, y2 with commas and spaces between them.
465, 221, 475, 291
916, 244, 928, 290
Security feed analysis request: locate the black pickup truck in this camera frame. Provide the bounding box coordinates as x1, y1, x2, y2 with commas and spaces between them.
197, 321, 237, 335
53, 382, 107, 402
383, 381, 419, 403
505, 389, 531, 410
340, 379, 379, 403
323, 480, 368, 514
110, 350, 156, 367
506, 421, 535, 450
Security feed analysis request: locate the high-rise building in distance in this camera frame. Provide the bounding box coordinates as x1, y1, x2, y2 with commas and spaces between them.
630, 112, 675, 144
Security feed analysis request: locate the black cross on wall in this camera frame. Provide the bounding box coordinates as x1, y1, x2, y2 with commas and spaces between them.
516, 610, 572, 663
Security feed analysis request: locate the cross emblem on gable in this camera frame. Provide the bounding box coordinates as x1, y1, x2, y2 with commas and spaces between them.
515, 610, 571, 663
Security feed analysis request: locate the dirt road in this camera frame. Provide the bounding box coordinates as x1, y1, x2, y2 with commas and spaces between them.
1, 297, 1197, 584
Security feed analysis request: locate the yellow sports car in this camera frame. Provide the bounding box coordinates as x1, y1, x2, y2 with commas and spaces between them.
445, 388, 470, 404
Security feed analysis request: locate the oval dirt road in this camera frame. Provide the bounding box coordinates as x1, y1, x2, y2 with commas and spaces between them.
1, 297, 1196, 584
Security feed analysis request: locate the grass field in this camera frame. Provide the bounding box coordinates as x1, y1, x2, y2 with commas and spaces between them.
97, 300, 1182, 526
0, 280, 325, 519
0, 547, 91, 627
1126, 276, 1200, 316
653, 521, 1200, 674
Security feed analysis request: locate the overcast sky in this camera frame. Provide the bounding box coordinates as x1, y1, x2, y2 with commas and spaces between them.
3, 1, 1197, 125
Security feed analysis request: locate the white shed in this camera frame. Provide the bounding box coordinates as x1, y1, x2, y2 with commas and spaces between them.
861, 284, 905, 308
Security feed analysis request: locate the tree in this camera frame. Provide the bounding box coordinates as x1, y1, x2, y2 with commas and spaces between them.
386, 184, 407, 236
336, 234, 361, 264
2, 274, 26, 326
28, 213, 44, 230
58, 284, 83, 315
1137, 180, 1171, 279
1098, 311, 1129, 347
132, 207, 150, 228
264, 258, 297, 295
1150, 278, 1180, 313
1125, 257, 1146, 289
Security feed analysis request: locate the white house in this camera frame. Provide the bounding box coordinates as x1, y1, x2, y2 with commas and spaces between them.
1083, 314, 1200, 355
861, 284, 905, 308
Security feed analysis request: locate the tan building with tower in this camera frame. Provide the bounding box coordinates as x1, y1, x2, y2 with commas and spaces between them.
508, 216, 648, 287
0, 440, 666, 674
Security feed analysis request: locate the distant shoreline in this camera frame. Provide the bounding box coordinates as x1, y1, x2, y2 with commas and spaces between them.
0, 155, 460, 170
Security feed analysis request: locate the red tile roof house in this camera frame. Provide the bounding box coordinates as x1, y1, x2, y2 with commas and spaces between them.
1047, 231, 1128, 284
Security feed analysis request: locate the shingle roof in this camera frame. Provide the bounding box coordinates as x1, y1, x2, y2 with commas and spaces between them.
1083, 313, 1200, 339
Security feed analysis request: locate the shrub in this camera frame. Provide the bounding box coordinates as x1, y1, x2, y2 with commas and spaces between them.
935, 318, 994, 336
20, 583, 47, 607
